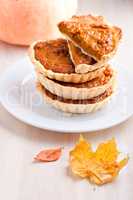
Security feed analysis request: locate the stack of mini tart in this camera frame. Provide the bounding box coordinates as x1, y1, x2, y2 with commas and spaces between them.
30, 15, 122, 114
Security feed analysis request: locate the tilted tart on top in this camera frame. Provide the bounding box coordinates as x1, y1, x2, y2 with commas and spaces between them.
58, 15, 122, 62
30, 38, 106, 83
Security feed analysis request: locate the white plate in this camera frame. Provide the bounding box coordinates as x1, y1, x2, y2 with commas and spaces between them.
0, 56, 133, 133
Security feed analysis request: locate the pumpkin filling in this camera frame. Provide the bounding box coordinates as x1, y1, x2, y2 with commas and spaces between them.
43, 86, 113, 104
68, 40, 97, 66
34, 38, 75, 74
50, 66, 113, 88
58, 15, 122, 61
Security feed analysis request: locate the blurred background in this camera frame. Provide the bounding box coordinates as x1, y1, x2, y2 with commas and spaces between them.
0, 0, 132, 70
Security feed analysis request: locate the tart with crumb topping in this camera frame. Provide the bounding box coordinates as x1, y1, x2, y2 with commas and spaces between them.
37, 66, 116, 100
58, 15, 122, 62
29, 38, 106, 83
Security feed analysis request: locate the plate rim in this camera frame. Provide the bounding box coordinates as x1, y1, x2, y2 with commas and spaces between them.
0, 98, 132, 133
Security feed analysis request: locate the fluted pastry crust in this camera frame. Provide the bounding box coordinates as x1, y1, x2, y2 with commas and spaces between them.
42, 87, 115, 114
37, 67, 116, 100
43, 94, 112, 113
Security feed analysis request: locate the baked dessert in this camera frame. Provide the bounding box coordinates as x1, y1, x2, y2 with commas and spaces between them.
68, 40, 107, 74
38, 83, 115, 114
58, 15, 122, 62
30, 38, 106, 83
29, 14, 121, 114
37, 66, 116, 100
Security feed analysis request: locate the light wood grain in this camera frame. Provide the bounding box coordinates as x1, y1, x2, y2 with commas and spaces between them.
0, 0, 133, 199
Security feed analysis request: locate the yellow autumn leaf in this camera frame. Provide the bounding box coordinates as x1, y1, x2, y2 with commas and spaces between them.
69, 135, 128, 185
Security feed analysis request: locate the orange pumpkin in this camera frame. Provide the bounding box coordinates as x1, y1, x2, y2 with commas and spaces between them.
0, 0, 77, 46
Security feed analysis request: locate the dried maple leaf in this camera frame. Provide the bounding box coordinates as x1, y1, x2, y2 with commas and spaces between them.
34, 147, 62, 162
69, 135, 128, 185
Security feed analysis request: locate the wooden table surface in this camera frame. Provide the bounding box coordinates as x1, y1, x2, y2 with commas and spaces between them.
0, 0, 133, 199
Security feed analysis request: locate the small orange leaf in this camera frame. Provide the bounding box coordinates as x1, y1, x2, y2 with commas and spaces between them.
34, 147, 62, 162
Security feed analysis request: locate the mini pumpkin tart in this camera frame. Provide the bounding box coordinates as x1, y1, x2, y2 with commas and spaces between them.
58, 15, 122, 62
68, 40, 107, 74
37, 66, 116, 100
37, 83, 115, 114
29, 38, 106, 83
